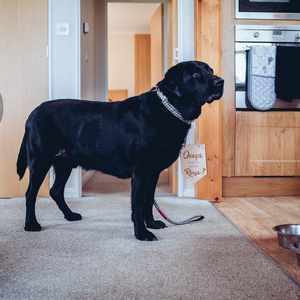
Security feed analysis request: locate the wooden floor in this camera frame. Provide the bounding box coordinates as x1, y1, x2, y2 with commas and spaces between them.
215, 197, 300, 283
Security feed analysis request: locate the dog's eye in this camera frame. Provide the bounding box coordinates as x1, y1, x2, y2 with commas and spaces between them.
192, 73, 201, 80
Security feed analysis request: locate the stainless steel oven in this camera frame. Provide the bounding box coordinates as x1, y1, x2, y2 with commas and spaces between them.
235, 25, 300, 110
236, 0, 300, 19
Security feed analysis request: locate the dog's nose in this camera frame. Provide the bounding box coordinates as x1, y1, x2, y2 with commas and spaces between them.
214, 77, 224, 87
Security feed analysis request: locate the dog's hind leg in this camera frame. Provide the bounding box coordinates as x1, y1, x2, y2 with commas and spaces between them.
145, 173, 167, 230
50, 157, 82, 222
25, 159, 51, 232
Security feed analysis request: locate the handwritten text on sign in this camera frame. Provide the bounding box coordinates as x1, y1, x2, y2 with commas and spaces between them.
180, 144, 207, 184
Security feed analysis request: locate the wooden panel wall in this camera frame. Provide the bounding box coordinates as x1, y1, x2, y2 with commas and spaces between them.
150, 4, 163, 87
0, 0, 48, 197
195, 0, 223, 201
134, 34, 151, 95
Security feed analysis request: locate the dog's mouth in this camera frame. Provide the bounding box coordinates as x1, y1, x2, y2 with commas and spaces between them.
207, 77, 224, 103
207, 91, 223, 103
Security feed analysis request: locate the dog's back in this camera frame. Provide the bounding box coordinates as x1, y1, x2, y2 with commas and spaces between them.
17, 98, 145, 179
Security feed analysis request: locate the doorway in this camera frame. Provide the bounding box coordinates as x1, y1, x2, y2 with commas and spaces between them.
82, 1, 171, 196
0, 0, 221, 200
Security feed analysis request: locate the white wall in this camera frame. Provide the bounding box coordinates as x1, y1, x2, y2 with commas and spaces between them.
177, 0, 196, 198
108, 33, 135, 97
107, 3, 159, 98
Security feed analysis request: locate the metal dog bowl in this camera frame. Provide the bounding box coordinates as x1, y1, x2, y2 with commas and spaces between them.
290, 242, 300, 266
273, 224, 300, 249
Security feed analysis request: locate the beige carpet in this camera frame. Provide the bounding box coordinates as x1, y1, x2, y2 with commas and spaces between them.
0, 195, 299, 300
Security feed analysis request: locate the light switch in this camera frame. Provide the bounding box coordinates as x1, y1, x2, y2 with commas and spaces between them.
55, 22, 70, 36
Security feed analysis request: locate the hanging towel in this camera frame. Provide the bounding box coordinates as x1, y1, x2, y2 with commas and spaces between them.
275, 46, 300, 101
247, 46, 277, 111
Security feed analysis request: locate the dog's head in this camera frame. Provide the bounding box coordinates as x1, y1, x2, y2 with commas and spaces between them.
157, 61, 224, 121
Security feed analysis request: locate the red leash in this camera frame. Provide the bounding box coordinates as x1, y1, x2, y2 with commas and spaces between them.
153, 199, 205, 225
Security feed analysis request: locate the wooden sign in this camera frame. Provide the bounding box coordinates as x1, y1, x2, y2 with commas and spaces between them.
181, 144, 207, 184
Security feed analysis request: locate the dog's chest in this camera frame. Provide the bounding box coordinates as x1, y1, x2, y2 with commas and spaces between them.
141, 141, 182, 171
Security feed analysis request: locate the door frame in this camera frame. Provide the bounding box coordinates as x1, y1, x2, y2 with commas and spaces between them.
195, 0, 222, 201
176, 0, 197, 197
48, 0, 82, 198
48, 0, 207, 199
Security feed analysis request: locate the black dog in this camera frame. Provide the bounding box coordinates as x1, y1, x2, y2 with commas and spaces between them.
17, 61, 224, 241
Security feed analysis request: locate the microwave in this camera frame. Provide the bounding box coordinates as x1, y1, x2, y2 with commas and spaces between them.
236, 0, 300, 20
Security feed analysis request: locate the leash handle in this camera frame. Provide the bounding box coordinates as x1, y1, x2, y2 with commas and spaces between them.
153, 200, 204, 226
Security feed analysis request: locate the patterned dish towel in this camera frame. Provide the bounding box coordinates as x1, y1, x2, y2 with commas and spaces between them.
247, 46, 277, 111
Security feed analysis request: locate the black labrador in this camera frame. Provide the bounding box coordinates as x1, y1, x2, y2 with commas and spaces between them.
17, 61, 224, 241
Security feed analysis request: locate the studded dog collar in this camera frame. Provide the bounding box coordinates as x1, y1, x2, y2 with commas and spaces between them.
155, 87, 192, 125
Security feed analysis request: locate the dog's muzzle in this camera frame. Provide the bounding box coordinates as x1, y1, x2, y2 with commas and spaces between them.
207, 76, 224, 103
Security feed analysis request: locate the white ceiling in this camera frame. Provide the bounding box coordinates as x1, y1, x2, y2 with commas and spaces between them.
108, 3, 160, 33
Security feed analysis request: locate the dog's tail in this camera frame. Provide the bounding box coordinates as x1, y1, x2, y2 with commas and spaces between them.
17, 131, 28, 180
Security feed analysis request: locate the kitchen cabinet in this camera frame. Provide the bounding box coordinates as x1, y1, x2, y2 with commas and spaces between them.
235, 112, 300, 176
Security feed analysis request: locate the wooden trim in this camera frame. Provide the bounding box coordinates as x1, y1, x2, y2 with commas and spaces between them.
81, 0, 96, 100
0, 0, 48, 197
150, 4, 163, 86
221, 0, 236, 177
134, 34, 151, 95
195, 0, 223, 201
167, 0, 178, 195
108, 89, 128, 102
223, 177, 300, 197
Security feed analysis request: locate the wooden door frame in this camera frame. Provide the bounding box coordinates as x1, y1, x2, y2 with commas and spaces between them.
166, 0, 178, 195
168, 0, 223, 200
195, 0, 222, 201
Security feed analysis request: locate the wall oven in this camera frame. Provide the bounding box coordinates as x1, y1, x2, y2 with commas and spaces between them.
236, 0, 300, 20
235, 25, 300, 111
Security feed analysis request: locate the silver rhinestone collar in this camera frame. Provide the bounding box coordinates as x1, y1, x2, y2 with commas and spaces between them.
155, 87, 192, 125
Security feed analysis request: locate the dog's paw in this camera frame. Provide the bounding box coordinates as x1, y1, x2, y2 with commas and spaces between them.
135, 229, 158, 241
24, 222, 42, 232
64, 212, 82, 222
146, 220, 167, 229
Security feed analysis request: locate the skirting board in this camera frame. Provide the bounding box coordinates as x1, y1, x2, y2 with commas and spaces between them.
82, 170, 96, 187
223, 177, 300, 197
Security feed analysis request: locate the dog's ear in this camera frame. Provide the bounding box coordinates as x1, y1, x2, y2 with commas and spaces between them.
165, 80, 183, 97
160, 66, 184, 97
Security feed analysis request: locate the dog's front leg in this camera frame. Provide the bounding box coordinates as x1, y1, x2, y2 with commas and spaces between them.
145, 173, 167, 229
131, 170, 157, 241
